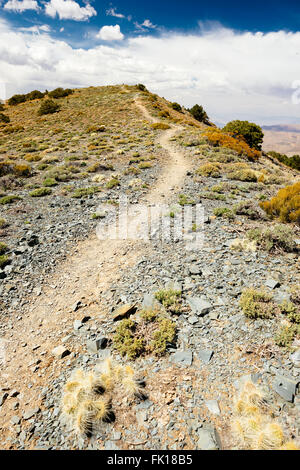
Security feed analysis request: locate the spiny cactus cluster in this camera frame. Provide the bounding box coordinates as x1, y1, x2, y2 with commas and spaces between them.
61, 358, 146, 437
232, 381, 299, 450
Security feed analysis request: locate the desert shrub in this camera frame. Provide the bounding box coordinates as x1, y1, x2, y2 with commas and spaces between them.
0, 160, 14, 177
137, 84, 147, 91
0, 255, 10, 269
0, 113, 10, 124
290, 286, 300, 305
151, 123, 171, 130
204, 128, 260, 161
159, 110, 170, 118
43, 177, 57, 187
213, 207, 235, 219
48, 87, 73, 99
223, 120, 264, 150
275, 325, 300, 348
182, 137, 203, 147
138, 162, 152, 169
38, 99, 60, 116
2, 124, 24, 134
26, 90, 45, 101
46, 168, 71, 182
240, 288, 275, 319
0, 175, 23, 191
87, 163, 101, 173
188, 104, 209, 124
0, 242, 8, 255
0, 195, 21, 205
86, 124, 106, 133
24, 154, 42, 162
113, 312, 176, 359
8, 90, 45, 106
29, 187, 52, 197
113, 319, 144, 360
13, 164, 31, 177
257, 172, 284, 185
227, 168, 258, 182
268, 151, 300, 171
151, 318, 177, 355
0, 218, 8, 228
155, 289, 183, 314
247, 224, 296, 252
43, 156, 60, 164
178, 194, 195, 206
259, 182, 300, 225
197, 163, 221, 177
279, 301, 300, 324
106, 178, 120, 189
170, 102, 182, 112
8, 94, 26, 106
200, 191, 226, 201
71, 186, 99, 198
233, 200, 263, 220
124, 167, 141, 176
211, 182, 235, 193
37, 163, 49, 171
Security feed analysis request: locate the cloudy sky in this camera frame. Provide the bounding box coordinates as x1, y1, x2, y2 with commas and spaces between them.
1, 0, 300, 125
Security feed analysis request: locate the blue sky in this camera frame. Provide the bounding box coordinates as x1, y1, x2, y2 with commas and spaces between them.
1, 0, 300, 124
2, 0, 300, 43
2, 1, 300, 36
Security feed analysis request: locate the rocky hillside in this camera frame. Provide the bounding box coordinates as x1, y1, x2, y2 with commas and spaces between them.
0, 85, 299, 450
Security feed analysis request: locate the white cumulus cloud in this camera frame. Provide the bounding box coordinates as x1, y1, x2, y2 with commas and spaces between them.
142, 19, 156, 28
134, 19, 157, 31
1, 19, 300, 124
106, 7, 125, 19
96, 24, 124, 41
3, 0, 39, 11
45, 0, 96, 21
19, 24, 51, 33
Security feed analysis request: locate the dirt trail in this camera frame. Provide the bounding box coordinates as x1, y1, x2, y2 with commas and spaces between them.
135, 98, 189, 204
0, 98, 192, 440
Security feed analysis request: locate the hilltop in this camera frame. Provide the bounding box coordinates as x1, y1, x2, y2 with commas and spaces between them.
0, 85, 299, 450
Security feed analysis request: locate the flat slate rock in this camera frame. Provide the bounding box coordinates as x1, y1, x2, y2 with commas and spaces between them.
198, 349, 214, 364
265, 279, 281, 289
86, 337, 107, 353
272, 374, 300, 402
112, 304, 137, 321
187, 297, 213, 316
197, 427, 220, 450
189, 265, 202, 275
291, 349, 300, 368
23, 407, 40, 420
51, 346, 71, 359
171, 350, 193, 366
73, 320, 82, 330
205, 400, 220, 416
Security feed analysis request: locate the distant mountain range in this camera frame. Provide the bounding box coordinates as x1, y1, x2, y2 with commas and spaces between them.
262, 124, 300, 156
262, 124, 300, 134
